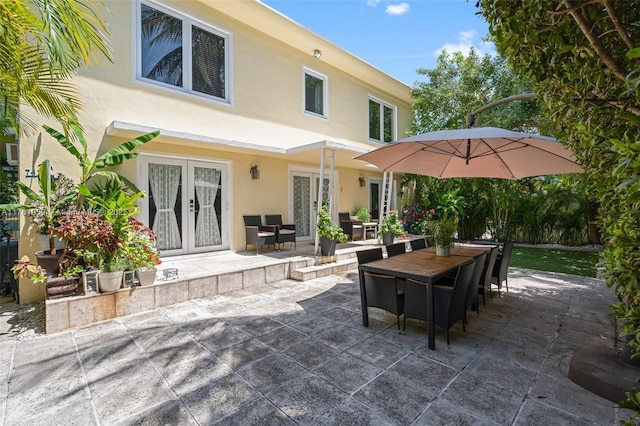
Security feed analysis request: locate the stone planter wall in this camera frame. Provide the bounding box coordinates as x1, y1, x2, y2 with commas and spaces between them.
45, 261, 290, 333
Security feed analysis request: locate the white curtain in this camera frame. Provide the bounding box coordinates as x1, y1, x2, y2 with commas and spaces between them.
293, 176, 310, 237
194, 167, 221, 247
149, 163, 182, 250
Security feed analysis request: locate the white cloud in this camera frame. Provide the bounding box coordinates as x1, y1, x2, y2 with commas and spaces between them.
385, 2, 410, 15
434, 29, 495, 58
366, 0, 381, 7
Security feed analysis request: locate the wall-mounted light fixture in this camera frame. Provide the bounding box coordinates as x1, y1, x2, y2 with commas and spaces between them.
358, 176, 366, 187
250, 163, 260, 180
313, 49, 322, 59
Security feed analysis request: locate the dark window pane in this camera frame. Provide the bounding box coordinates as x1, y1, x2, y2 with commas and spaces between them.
383, 105, 394, 142
305, 74, 324, 115
369, 99, 380, 140
141, 4, 183, 87
192, 26, 225, 98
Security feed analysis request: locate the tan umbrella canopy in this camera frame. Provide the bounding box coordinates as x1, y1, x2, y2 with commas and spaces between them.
355, 127, 582, 179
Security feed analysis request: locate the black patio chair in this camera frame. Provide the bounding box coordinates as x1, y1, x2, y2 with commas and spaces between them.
404, 259, 476, 344
265, 214, 296, 251
491, 241, 514, 296
339, 212, 363, 241
410, 238, 427, 251
243, 215, 276, 254
464, 251, 487, 321
478, 245, 499, 305
356, 247, 383, 265
385, 242, 406, 257
362, 271, 405, 330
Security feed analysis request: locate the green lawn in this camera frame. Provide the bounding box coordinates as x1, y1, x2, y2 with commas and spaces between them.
509, 246, 601, 278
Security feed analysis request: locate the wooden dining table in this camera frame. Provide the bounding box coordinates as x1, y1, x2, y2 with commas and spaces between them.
358, 247, 490, 350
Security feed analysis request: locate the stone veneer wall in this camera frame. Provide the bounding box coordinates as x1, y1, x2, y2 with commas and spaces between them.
45, 263, 290, 334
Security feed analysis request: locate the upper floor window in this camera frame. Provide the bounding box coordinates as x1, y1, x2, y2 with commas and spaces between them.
369, 98, 396, 142
304, 68, 327, 118
138, 2, 229, 102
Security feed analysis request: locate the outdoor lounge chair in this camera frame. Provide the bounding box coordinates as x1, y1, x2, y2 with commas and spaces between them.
404, 259, 476, 344
339, 212, 363, 241
243, 215, 276, 254
265, 214, 296, 250
491, 241, 514, 296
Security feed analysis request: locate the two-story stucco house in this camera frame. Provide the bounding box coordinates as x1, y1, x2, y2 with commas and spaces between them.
15, 0, 412, 303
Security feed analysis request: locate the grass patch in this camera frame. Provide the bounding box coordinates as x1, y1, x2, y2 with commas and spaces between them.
509, 246, 601, 278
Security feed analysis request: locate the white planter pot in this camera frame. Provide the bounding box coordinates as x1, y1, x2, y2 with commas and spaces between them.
39, 235, 65, 251
136, 268, 157, 286
435, 245, 450, 257
98, 271, 123, 292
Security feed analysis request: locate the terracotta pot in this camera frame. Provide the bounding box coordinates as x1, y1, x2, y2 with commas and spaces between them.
136, 268, 157, 286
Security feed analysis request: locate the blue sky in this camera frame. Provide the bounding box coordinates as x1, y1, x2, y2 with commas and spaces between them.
260, 0, 494, 86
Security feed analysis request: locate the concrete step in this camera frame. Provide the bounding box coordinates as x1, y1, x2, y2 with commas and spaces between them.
290, 256, 358, 281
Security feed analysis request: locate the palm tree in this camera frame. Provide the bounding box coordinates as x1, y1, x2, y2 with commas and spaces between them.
0, 0, 112, 135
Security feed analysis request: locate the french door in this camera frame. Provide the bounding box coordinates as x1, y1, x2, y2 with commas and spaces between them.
291, 171, 335, 241
138, 156, 229, 256
369, 177, 398, 218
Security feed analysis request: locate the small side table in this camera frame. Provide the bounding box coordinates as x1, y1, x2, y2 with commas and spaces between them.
362, 222, 378, 240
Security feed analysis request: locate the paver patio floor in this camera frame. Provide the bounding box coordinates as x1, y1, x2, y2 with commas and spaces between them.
0, 267, 635, 425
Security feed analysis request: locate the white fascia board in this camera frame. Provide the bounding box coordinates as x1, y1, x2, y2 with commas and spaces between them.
107, 120, 382, 156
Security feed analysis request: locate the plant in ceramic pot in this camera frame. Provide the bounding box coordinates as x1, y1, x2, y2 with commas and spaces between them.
379, 210, 404, 245
316, 203, 348, 256
123, 219, 161, 285
0, 160, 76, 259
426, 188, 465, 256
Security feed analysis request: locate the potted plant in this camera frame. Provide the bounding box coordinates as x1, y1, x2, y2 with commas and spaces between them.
0, 160, 77, 275
11, 255, 81, 298
428, 218, 458, 256
426, 188, 465, 256
316, 203, 348, 256
379, 210, 404, 246
353, 207, 372, 223
124, 219, 161, 285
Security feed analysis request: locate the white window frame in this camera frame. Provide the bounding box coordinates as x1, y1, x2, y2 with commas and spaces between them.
368, 96, 397, 142
135, 0, 232, 104
302, 67, 328, 119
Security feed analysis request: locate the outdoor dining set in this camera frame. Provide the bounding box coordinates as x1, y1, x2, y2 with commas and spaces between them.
357, 239, 515, 350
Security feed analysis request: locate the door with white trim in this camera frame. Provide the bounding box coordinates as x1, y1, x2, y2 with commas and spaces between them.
291, 171, 334, 241
139, 156, 229, 255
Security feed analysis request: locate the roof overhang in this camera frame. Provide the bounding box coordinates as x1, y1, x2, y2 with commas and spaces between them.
107, 120, 384, 170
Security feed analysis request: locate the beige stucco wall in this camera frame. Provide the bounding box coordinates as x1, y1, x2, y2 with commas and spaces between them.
14, 0, 412, 303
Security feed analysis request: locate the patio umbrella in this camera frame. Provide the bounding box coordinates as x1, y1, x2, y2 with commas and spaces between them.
355, 127, 582, 179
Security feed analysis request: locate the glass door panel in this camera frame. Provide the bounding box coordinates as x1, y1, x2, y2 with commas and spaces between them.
188, 162, 227, 252
140, 156, 228, 256
148, 162, 186, 253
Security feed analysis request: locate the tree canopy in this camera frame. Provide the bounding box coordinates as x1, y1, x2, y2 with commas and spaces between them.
0, 0, 112, 134
406, 48, 589, 246
412, 48, 541, 132
478, 0, 640, 415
